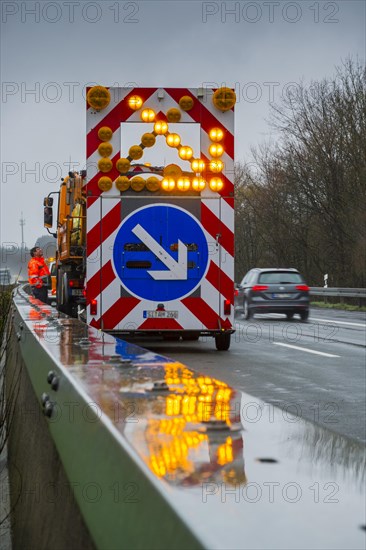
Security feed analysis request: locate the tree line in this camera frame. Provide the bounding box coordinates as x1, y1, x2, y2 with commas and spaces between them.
234, 59, 366, 288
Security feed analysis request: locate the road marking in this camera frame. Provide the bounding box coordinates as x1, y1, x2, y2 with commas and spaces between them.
273, 342, 340, 358
310, 317, 366, 328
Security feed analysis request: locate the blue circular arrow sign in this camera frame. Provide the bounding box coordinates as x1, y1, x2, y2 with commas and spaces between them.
113, 204, 209, 301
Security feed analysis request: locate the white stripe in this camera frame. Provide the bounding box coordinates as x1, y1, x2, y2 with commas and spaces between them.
273, 342, 340, 358
310, 317, 366, 328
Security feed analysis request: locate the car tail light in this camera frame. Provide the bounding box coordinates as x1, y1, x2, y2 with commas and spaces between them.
90, 299, 97, 315
69, 280, 74, 287
296, 285, 310, 292
224, 299, 231, 315
252, 285, 269, 292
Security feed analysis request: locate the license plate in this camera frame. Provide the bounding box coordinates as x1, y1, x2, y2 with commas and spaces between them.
71, 289, 84, 296
272, 293, 291, 299
144, 310, 178, 319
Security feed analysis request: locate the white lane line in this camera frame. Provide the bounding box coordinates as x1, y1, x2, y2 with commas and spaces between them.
310, 317, 366, 328
273, 342, 340, 358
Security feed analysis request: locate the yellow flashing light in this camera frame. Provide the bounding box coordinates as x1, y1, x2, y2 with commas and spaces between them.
87, 86, 111, 111
179, 95, 194, 111
166, 108, 181, 123
128, 95, 143, 110
161, 178, 175, 191
129, 145, 143, 160
209, 127, 224, 142
116, 158, 130, 173
209, 159, 224, 173
192, 177, 206, 191
115, 176, 130, 191
141, 109, 156, 122
177, 177, 190, 191
98, 142, 113, 157
130, 176, 145, 192
98, 158, 113, 173
209, 144, 224, 158
141, 133, 156, 147
163, 164, 182, 178
98, 126, 113, 142
191, 159, 205, 173
209, 177, 223, 192
98, 176, 113, 191
178, 146, 193, 160
166, 133, 181, 147
212, 87, 236, 112
146, 176, 160, 192
154, 121, 168, 135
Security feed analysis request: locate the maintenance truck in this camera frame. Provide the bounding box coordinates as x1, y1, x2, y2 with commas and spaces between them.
44, 86, 236, 350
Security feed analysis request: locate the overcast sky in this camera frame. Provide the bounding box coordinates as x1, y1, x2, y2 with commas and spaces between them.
1, 0, 365, 249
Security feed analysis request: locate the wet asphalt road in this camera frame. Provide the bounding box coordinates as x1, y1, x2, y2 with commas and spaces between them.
129, 307, 366, 443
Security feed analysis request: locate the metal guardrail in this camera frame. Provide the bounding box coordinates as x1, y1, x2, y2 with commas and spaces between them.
310, 287, 366, 298
5, 285, 366, 549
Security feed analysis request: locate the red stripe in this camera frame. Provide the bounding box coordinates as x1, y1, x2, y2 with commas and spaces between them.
167, 88, 234, 159
100, 297, 140, 330
87, 201, 121, 257
201, 203, 234, 257
86, 260, 115, 304
206, 261, 234, 303
87, 88, 158, 158
138, 318, 183, 330
181, 297, 222, 330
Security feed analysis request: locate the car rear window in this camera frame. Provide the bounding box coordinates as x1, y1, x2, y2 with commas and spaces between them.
258, 272, 303, 284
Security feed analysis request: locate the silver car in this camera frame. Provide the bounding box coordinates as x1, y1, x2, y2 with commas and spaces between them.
236, 268, 310, 321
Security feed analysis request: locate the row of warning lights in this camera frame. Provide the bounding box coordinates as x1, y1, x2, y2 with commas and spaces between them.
98, 175, 225, 193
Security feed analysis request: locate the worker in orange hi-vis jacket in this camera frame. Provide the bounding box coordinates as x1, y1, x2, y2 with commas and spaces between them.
28, 247, 50, 303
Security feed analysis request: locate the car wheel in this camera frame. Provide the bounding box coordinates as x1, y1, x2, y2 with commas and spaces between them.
286, 312, 294, 320
243, 299, 252, 320
215, 333, 231, 351
300, 310, 309, 322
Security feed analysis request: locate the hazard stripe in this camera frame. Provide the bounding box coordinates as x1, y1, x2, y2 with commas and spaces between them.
100, 296, 140, 329
138, 318, 184, 330
166, 88, 234, 159
86, 260, 115, 306
206, 261, 234, 304
181, 297, 222, 330
87, 88, 157, 158
201, 203, 234, 257
87, 201, 121, 257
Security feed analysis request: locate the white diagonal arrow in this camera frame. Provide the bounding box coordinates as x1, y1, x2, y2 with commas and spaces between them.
132, 224, 187, 280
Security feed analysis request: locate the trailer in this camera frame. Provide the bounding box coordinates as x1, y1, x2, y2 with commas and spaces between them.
45, 86, 236, 350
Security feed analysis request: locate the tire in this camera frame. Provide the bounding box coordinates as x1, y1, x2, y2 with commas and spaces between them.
243, 299, 252, 320
58, 272, 74, 316
215, 333, 231, 351
286, 312, 294, 320
300, 310, 309, 322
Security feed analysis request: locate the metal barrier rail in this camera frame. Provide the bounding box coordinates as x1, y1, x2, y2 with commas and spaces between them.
5, 285, 366, 549
310, 287, 366, 298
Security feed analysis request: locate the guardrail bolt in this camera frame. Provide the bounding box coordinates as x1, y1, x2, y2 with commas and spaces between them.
41, 393, 50, 406
44, 401, 54, 418
51, 376, 59, 391
47, 371, 55, 384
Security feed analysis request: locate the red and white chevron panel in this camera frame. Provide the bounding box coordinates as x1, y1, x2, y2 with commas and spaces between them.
86, 87, 234, 332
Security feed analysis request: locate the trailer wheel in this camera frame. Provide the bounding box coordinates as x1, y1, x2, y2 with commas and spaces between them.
215, 333, 231, 351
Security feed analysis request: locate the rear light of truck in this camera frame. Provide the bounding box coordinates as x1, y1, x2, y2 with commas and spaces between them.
90, 299, 97, 315
224, 299, 231, 315
296, 285, 310, 292
252, 285, 269, 292
69, 279, 84, 288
